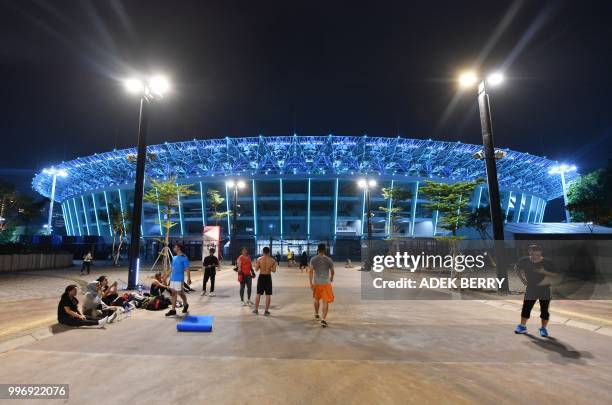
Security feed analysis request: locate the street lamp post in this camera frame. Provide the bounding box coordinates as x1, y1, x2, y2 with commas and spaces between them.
124, 75, 170, 289
42, 167, 68, 235
227, 180, 246, 264
358, 179, 377, 272
459, 70, 507, 291
549, 164, 577, 223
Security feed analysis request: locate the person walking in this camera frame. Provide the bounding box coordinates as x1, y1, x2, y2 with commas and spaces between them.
236, 247, 254, 306
165, 244, 191, 317
81, 251, 93, 275
202, 248, 220, 296
514, 244, 558, 337
253, 246, 276, 315
309, 243, 335, 327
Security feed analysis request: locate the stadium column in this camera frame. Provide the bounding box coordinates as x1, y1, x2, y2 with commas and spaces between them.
81, 196, 90, 236
334, 178, 339, 240
504, 191, 512, 223
60, 203, 71, 236
91, 194, 101, 236
386, 179, 394, 237
525, 195, 534, 223
252, 180, 257, 239
72, 199, 81, 236
103, 191, 112, 237
307, 178, 311, 240
410, 181, 419, 237
279, 179, 283, 239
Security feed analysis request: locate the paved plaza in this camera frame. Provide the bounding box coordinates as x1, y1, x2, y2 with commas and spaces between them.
0, 264, 611, 404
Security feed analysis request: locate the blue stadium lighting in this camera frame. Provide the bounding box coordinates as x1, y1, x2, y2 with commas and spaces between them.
91, 194, 101, 236
72, 199, 81, 236
103, 191, 112, 237
80, 196, 90, 235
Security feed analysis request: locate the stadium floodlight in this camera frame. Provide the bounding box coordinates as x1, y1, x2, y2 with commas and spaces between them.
43, 167, 68, 235
458, 71, 478, 88
487, 72, 504, 86
357, 179, 377, 240
125, 73, 171, 290
549, 163, 578, 223
357, 178, 367, 188
368, 179, 377, 187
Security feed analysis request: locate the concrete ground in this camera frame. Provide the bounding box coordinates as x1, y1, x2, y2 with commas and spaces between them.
0, 264, 611, 404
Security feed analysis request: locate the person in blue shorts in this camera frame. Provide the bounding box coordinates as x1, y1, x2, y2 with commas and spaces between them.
165, 244, 191, 317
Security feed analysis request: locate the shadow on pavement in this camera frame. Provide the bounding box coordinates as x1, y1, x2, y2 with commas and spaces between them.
525, 334, 594, 365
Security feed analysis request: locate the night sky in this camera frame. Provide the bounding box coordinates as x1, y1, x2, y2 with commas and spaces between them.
1, 0, 611, 219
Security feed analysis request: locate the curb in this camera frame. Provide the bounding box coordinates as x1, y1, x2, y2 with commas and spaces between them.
478, 299, 612, 337
0, 325, 55, 354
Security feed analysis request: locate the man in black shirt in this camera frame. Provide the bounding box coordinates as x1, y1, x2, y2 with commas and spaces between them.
202, 248, 220, 296
514, 244, 558, 337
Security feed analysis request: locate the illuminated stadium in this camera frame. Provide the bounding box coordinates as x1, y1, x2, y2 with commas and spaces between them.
32, 135, 576, 251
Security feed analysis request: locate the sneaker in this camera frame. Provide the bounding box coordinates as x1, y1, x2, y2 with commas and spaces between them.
108, 312, 118, 323
320, 320, 328, 328
97, 316, 108, 328
182, 304, 189, 314
314, 314, 320, 320
241, 301, 248, 306
514, 324, 527, 334
165, 309, 177, 317
539, 327, 549, 337
209, 292, 216, 297
253, 309, 259, 315
264, 310, 270, 316
247, 300, 254, 306
201, 291, 207, 296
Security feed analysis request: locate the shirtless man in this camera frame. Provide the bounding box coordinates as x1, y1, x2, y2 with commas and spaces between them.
253, 246, 277, 316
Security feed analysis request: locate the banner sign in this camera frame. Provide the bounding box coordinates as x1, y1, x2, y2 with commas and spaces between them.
203, 226, 221, 261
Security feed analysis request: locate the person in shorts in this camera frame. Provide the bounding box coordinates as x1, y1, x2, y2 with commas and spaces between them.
309, 243, 335, 327
165, 244, 191, 316
253, 246, 277, 316
514, 244, 558, 337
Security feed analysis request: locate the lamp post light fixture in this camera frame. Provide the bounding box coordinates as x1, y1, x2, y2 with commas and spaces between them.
358, 178, 377, 240
227, 179, 246, 264
549, 164, 577, 223
124, 74, 170, 290
459, 69, 508, 291
42, 167, 68, 235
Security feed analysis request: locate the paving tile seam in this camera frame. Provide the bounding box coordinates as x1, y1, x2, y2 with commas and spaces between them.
7, 349, 612, 367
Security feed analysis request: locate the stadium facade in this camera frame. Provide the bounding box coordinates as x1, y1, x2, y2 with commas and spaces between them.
32, 135, 575, 253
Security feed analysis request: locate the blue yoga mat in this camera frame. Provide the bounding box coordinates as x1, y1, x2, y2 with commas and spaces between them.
176, 315, 214, 332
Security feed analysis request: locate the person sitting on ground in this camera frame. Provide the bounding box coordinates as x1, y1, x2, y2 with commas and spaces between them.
58, 285, 112, 328
83, 277, 121, 320
150, 272, 169, 297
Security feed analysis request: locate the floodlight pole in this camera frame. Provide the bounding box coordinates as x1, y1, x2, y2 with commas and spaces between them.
127, 97, 149, 289
477, 80, 508, 292
231, 184, 239, 265
366, 187, 373, 240
46, 173, 58, 235
559, 170, 571, 223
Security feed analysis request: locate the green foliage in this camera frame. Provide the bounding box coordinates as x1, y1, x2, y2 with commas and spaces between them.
144, 177, 197, 245
0, 182, 45, 238
466, 206, 491, 240
379, 187, 412, 236
567, 163, 612, 227
419, 179, 483, 237
207, 189, 230, 225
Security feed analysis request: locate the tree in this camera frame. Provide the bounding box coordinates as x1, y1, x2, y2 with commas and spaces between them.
144, 177, 197, 275
567, 163, 612, 230
207, 189, 230, 226
379, 187, 412, 237
420, 179, 482, 237
466, 206, 491, 240
419, 179, 482, 281
107, 206, 128, 266
0, 182, 45, 239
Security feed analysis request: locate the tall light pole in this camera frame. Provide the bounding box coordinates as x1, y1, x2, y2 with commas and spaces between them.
227, 179, 246, 264
124, 75, 170, 289
358, 179, 377, 239
42, 167, 68, 235
459, 70, 508, 291
549, 164, 577, 223
358, 178, 377, 272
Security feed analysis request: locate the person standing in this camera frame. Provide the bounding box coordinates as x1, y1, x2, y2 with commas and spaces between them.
236, 247, 253, 306
165, 244, 191, 316
299, 251, 308, 271
514, 244, 557, 337
81, 251, 93, 275
202, 248, 220, 296
309, 243, 335, 327
253, 246, 277, 315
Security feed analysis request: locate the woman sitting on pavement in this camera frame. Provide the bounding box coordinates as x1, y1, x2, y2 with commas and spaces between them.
58, 285, 113, 328
150, 272, 169, 297
83, 277, 122, 319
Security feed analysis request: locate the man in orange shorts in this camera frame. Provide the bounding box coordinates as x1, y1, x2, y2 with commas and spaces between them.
308, 243, 335, 327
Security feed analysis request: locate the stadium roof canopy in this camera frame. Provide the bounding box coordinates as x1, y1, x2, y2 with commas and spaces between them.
32, 135, 577, 202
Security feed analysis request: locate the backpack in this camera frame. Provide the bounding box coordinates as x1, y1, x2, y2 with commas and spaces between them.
145, 296, 170, 311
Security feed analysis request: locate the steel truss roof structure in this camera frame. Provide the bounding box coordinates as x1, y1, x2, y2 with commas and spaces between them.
32, 135, 576, 202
